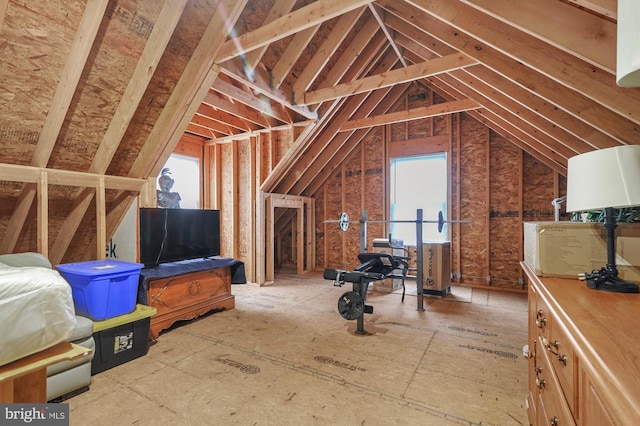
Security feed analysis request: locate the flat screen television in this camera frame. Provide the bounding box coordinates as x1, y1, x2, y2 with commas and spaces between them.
139, 208, 221, 268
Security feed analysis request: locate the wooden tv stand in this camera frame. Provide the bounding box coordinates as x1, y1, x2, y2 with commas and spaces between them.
144, 266, 235, 339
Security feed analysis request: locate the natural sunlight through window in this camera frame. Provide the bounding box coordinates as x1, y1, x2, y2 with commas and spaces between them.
390, 153, 447, 245
160, 154, 201, 209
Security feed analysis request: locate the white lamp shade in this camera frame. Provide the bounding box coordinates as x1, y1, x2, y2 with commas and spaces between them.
566, 145, 640, 212
617, 0, 640, 87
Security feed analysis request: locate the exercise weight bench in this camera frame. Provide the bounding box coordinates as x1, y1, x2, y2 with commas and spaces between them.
324, 252, 410, 334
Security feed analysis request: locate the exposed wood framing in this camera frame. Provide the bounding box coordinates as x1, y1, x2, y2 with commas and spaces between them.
303, 53, 477, 105
215, 0, 374, 63
341, 98, 480, 131
261, 193, 315, 284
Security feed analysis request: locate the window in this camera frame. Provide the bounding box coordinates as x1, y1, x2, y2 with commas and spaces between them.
160, 153, 201, 209
390, 153, 447, 245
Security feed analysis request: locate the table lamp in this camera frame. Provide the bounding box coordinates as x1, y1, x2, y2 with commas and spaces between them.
565, 145, 640, 293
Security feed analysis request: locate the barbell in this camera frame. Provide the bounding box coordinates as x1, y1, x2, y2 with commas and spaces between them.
325, 210, 469, 233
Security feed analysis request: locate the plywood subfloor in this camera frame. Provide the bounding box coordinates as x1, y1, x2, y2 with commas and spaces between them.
66, 270, 529, 425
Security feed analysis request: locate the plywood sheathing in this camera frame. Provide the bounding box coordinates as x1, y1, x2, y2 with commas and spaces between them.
489, 132, 524, 289
457, 115, 489, 286
343, 145, 365, 263
50, 1, 163, 173
107, 0, 216, 177
0, 1, 83, 166
523, 152, 559, 220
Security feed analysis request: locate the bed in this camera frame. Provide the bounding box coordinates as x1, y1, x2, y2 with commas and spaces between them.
0, 253, 77, 367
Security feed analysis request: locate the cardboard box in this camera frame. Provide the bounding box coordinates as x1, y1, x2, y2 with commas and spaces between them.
57, 260, 143, 321
422, 241, 451, 296
523, 221, 640, 282
91, 304, 156, 375
371, 238, 405, 292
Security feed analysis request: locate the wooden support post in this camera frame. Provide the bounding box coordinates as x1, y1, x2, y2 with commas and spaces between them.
416, 208, 425, 311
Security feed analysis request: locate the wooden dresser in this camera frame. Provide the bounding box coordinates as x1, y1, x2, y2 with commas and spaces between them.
145, 266, 235, 339
522, 262, 640, 425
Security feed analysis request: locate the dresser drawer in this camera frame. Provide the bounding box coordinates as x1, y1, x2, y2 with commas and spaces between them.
536, 335, 576, 426
548, 317, 577, 418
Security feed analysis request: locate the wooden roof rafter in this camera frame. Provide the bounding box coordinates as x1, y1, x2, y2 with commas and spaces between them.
302, 53, 477, 105
202, 91, 266, 130
278, 48, 402, 194
215, 0, 375, 63
306, 83, 411, 196
378, 0, 636, 154
340, 98, 481, 131
399, 0, 640, 132
291, 7, 366, 97
389, 17, 621, 153
0, 0, 109, 255
260, 19, 388, 194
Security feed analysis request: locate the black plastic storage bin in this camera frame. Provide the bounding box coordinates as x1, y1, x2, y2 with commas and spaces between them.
91, 304, 156, 375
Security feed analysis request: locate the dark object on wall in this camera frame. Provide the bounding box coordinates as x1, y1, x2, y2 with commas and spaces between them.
157, 168, 181, 208
139, 208, 220, 268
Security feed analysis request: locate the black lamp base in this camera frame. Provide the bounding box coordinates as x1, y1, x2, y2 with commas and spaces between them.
582, 266, 640, 293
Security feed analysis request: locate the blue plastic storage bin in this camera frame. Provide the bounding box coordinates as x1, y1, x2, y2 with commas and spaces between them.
56, 260, 143, 321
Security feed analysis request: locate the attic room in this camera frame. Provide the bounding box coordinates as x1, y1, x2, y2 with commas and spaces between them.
1, 0, 640, 424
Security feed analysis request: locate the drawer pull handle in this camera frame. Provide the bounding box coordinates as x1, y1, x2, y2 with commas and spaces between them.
536, 377, 546, 389
536, 317, 547, 328
549, 417, 558, 426
542, 338, 567, 364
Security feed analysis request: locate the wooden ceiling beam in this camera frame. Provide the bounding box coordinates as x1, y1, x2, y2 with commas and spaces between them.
561, 0, 616, 21
309, 17, 384, 116
190, 113, 233, 135
203, 91, 269, 129
404, 0, 640, 127
302, 52, 477, 105
261, 25, 388, 194
398, 44, 597, 157
211, 77, 290, 124
435, 73, 577, 161
425, 74, 569, 173
215, 0, 374, 63
291, 7, 365, 96
391, 19, 621, 151
341, 98, 480, 131
243, 0, 298, 71
196, 101, 252, 132
278, 50, 401, 194
368, 4, 407, 66
271, 24, 321, 89
306, 84, 410, 196
91, 0, 188, 174
216, 59, 317, 120
0, 0, 109, 255
379, 0, 640, 146
460, 0, 616, 73
129, 0, 248, 179
185, 123, 218, 139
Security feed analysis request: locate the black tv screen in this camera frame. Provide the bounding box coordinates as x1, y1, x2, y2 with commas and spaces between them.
139, 208, 221, 267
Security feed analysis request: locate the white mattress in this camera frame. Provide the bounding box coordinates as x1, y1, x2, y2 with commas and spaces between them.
0, 264, 77, 366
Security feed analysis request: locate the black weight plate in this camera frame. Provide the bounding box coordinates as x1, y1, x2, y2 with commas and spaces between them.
337, 291, 364, 320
